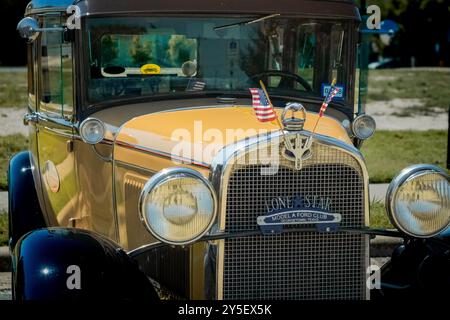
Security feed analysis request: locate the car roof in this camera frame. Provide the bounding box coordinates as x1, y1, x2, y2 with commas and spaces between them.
26, 0, 360, 20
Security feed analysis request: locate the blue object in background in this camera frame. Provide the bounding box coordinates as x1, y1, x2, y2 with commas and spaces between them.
361, 19, 399, 35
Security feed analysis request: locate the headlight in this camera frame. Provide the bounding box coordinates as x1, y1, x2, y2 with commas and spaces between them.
79, 118, 105, 144
139, 167, 217, 245
386, 164, 450, 238
352, 114, 376, 140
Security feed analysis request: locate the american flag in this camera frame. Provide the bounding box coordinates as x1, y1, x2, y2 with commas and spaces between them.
249, 88, 277, 122
319, 86, 340, 117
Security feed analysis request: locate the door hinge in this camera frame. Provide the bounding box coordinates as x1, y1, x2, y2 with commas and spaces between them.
66, 140, 74, 153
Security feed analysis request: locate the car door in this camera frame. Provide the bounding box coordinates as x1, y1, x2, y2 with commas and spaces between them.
24, 38, 48, 212
34, 14, 79, 227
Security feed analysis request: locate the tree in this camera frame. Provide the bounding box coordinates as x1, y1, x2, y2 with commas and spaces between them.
0, 0, 29, 65
357, 0, 450, 66
130, 36, 152, 67
167, 35, 196, 66
101, 36, 118, 66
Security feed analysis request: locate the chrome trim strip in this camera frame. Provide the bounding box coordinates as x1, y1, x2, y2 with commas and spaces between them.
39, 125, 73, 138
114, 160, 158, 175
126, 226, 404, 257
26, 7, 71, 16
36, 111, 76, 128
111, 129, 120, 243
151, 104, 237, 115
115, 140, 211, 169
128, 241, 165, 258
33, 111, 75, 138
365, 234, 371, 300
215, 239, 225, 300
100, 138, 114, 145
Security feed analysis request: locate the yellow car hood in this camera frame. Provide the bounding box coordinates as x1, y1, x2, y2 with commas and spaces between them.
114, 106, 351, 167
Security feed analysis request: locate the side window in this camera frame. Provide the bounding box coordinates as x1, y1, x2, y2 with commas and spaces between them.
39, 15, 74, 118
330, 24, 345, 87
297, 23, 316, 90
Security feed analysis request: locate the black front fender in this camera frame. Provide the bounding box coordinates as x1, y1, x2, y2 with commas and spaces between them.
12, 228, 159, 301
8, 151, 45, 249
373, 238, 450, 299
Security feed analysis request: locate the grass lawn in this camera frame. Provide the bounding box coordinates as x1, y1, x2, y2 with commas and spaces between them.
367, 68, 450, 116
370, 201, 393, 229
0, 71, 28, 108
361, 130, 448, 183
0, 212, 7, 246
0, 135, 29, 191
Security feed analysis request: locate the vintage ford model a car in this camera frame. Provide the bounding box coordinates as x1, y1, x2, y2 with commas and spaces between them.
9, 0, 450, 300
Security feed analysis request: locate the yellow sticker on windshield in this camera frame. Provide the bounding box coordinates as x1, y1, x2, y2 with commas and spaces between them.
140, 64, 161, 75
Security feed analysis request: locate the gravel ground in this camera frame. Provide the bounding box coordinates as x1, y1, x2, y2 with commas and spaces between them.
0, 107, 27, 136
369, 184, 389, 203
0, 192, 7, 213
0, 67, 26, 73
366, 99, 448, 131
0, 272, 11, 300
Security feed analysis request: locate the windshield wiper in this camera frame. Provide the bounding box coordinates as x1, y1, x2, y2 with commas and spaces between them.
214, 13, 280, 31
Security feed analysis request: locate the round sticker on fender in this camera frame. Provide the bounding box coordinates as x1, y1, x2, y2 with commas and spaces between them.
140, 64, 161, 75
44, 160, 60, 193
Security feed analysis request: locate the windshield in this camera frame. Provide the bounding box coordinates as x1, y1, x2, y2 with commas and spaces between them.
84, 16, 352, 107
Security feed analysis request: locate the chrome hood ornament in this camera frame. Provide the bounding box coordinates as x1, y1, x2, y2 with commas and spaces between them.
281, 103, 312, 170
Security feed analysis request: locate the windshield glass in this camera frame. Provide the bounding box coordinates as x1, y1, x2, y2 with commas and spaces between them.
84, 16, 352, 106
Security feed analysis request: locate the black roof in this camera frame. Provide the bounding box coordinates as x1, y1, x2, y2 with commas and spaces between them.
26, 0, 359, 20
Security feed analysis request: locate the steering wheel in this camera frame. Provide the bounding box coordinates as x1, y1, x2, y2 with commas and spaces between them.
250, 70, 313, 92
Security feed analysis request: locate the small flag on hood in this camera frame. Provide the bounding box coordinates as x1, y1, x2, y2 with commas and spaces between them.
249, 88, 277, 122
319, 86, 340, 117
308, 78, 339, 146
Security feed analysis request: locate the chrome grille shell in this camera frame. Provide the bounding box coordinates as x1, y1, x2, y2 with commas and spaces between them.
211, 131, 370, 300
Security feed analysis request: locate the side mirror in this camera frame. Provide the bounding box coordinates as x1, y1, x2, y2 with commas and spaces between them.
17, 17, 64, 41
17, 17, 40, 41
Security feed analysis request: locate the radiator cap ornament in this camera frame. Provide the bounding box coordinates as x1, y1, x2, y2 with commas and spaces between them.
281, 102, 306, 131
281, 103, 312, 170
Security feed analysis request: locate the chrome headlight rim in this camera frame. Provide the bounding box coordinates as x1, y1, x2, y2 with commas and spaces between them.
352, 114, 376, 140
79, 117, 106, 145
386, 164, 450, 238
139, 167, 218, 245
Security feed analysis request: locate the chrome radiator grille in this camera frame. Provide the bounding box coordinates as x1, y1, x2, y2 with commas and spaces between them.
221, 142, 368, 300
